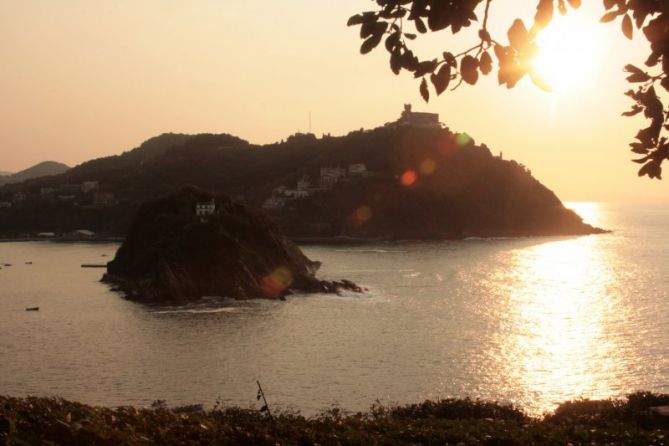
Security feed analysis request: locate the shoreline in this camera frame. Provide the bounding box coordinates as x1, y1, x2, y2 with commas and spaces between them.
0, 229, 608, 246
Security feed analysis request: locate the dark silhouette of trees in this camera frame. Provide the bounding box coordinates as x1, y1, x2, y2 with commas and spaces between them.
348, 0, 669, 179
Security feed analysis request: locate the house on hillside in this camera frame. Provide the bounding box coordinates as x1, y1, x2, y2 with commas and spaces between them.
12, 191, 26, 203
320, 166, 347, 188
297, 175, 311, 191
81, 181, 99, 193
195, 199, 216, 221
40, 187, 58, 196
348, 163, 367, 176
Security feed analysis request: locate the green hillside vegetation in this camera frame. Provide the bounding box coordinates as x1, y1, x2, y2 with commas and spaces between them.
0, 124, 602, 239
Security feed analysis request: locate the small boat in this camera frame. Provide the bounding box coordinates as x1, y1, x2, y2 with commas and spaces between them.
25, 307, 39, 312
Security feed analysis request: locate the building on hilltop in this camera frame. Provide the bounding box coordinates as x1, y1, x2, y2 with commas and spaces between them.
393, 104, 442, 128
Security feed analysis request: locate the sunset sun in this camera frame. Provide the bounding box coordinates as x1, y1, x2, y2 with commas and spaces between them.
531, 13, 602, 92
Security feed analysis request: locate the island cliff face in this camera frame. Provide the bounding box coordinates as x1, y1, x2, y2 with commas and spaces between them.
103, 187, 361, 303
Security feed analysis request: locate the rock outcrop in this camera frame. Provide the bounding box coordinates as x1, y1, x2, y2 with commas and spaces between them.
103, 187, 361, 303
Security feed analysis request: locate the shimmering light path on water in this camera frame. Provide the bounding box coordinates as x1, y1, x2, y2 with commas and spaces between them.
0, 203, 667, 415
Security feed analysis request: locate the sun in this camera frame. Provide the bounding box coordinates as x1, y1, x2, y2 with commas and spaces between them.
530, 13, 602, 93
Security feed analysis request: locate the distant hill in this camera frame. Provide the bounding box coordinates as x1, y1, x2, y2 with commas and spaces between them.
0, 171, 12, 177
0, 161, 69, 185
0, 124, 603, 239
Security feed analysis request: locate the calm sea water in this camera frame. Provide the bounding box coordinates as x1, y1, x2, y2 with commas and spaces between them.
1, 202, 668, 416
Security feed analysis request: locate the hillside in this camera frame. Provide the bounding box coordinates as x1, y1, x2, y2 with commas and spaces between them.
0, 161, 69, 185
0, 122, 603, 239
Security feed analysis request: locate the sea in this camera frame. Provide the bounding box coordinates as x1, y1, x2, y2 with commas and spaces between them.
0, 202, 668, 416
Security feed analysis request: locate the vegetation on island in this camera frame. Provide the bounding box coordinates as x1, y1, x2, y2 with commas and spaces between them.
0, 121, 603, 240
1, 392, 668, 445
348, 0, 669, 179
103, 186, 361, 303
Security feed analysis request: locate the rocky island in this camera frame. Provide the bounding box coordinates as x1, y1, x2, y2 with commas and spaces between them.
102, 187, 361, 303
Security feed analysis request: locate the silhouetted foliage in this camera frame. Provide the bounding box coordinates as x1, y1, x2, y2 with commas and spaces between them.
2, 393, 669, 445
349, 0, 669, 179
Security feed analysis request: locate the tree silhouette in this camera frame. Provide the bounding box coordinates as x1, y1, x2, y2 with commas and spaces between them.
348, 0, 669, 179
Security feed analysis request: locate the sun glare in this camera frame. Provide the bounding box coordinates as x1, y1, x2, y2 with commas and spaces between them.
531, 13, 602, 93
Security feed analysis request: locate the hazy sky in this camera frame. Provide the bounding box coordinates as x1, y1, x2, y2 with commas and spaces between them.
1, 1, 667, 202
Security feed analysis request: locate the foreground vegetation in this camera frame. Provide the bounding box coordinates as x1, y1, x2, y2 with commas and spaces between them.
2, 393, 669, 445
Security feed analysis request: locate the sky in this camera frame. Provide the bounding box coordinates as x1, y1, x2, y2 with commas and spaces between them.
0, 0, 667, 203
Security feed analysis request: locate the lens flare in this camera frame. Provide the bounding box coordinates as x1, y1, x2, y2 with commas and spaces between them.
420, 159, 436, 175
261, 266, 293, 298
351, 205, 372, 226
401, 170, 417, 186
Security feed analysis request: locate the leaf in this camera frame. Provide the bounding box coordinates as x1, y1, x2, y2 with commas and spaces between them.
622, 105, 643, 117
508, 19, 529, 51
567, 0, 581, 8
603, 0, 616, 10
404, 33, 417, 40
419, 77, 429, 102
347, 15, 364, 26
479, 51, 493, 75
414, 60, 438, 78
534, 0, 554, 30
558, 1, 567, 15
414, 17, 427, 34
430, 64, 451, 95
384, 32, 400, 51
390, 50, 402, 75
600, 10, 620, 23
460, 55, 479, 85
360, 33, 383, 54
624, 64, 650, 83
622, 14, 633, 39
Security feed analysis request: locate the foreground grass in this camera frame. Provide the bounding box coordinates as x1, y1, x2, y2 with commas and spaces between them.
1, 392, 668, 445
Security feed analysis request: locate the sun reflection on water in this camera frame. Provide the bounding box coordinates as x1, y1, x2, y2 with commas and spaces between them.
494, 204, 630, 413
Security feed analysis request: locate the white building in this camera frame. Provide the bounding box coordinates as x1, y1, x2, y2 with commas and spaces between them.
320, 166, 347, 188
284, 189, 309, 199
348, 163, 367, 175
297, 175, 311, 191
195, 199, 216, 221
81, 181, 99, 193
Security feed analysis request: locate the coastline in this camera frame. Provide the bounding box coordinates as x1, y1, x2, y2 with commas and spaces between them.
0, 229, 608, 246
0, 236, 124, 243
